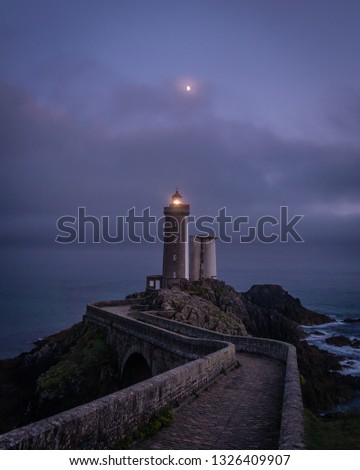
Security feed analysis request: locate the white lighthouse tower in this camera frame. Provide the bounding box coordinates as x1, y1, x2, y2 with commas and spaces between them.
190, 235, 217, 281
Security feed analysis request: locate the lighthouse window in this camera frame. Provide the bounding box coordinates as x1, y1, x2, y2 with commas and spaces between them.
173, 254, 177, 261
173, 272, 176, 278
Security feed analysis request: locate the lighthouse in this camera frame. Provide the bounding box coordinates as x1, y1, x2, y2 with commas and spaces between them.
146, 189, 217, 290
162, 189, 190, 287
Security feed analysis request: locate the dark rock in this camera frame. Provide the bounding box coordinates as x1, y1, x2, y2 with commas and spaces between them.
343, 318, 360, 324
0, 323, 119, 434
325, 335, 360, 349
342, 360, 356, 368
146, 283, 247, 335
243, 284, 332, 325
2, 279, 358, 434
146, 279, 359, 411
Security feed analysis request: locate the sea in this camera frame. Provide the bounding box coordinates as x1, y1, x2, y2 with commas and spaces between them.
1, 243, 360, 410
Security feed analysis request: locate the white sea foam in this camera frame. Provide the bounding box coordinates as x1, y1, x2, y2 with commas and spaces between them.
340, 358, 360, 376
302, 320, 360, 376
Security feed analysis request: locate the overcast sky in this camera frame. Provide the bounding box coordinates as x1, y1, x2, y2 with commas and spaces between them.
1, 0, 360, 257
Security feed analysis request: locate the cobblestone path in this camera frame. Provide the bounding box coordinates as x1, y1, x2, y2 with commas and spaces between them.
133, 353, 285, 450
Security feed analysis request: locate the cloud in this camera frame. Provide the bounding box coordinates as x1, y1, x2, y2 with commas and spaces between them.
326, 88, 360, 142
0, 75, 359, 249
32, 60, 213, 136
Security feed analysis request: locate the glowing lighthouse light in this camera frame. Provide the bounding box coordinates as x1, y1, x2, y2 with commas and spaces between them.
186, 85, 191, 92
172, 189, 183, 205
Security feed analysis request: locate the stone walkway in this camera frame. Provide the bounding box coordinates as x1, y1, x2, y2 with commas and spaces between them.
133, 353, 285, 450
102, 305, 131, 316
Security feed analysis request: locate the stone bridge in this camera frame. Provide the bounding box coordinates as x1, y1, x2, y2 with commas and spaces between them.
0, 299, 304, 450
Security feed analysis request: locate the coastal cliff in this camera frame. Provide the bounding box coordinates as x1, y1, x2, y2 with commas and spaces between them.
144, 279, 358, 410
0, 324, 119, 434
1, 279, 359, 436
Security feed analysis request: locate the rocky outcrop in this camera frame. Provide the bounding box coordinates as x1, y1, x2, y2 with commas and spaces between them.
1, 278, 359, 435
147, 285, 247, 335
295, 342, 357, 408
147, 279, 309, 345
145, 279, 360, 411
325, 335, 360, 349
0, 324, 119, 435
243, 284, 332, 326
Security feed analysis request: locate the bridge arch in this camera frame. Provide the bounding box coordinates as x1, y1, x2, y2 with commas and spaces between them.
121, 352, 152, 388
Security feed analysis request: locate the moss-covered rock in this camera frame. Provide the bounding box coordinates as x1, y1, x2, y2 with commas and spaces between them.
32, 326, 118, 418
148, 285, 247, 335
146, 279, 360, 411
0, 323, 119, 433
305, 409, 360, 449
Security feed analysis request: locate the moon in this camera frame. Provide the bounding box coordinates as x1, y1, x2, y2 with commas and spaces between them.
186, 85, 191, 92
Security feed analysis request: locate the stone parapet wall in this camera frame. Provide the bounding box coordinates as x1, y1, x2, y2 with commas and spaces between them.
86, 304, 234, 360
138, 311, 304, 449
0, 307, 235, 450
0, 349, 235, 450
138, 311, 290, 359
0, 304, 304, 450
92, 298, 143, 308
279, 346, 305, 450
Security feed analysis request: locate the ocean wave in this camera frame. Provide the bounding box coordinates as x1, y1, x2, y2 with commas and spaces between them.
339, 358, 360, 376
302, 321, 360, 376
